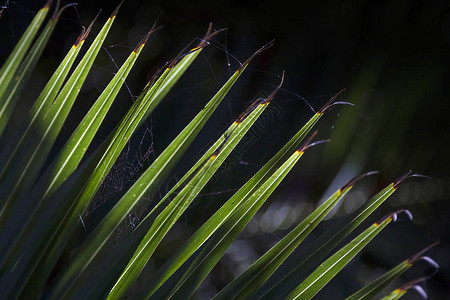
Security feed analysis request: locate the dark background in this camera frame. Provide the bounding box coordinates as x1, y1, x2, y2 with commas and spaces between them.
1, 0, 450, 299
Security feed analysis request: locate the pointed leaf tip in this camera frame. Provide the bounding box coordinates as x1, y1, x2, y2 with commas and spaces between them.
44, 0, 54, 9
408, 241, 440, 264
197, 23, 227, 48
111, 0, 124, 18
340, 170, 379, 192
393, 170, 412, 188
238, 39, 275, 72
133, 29, 157, 52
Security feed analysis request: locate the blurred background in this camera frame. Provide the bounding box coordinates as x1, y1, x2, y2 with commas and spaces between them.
1, 0, 449, 298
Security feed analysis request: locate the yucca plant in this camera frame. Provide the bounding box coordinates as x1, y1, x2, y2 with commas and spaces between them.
0, 2, 439, 299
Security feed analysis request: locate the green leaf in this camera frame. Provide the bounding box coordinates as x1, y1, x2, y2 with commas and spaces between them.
45, 33, 150, 198
0, 22, 91, 270
45, 28, 218, 253
141, 92, 347, 299
0, 26, 87, 259
285, 210, 411, 300
0, 1, 51, 122
158, 134, 321, 300
104, 59, 266, 300
0, 11, 117, 299
0, 12, 115, 224
213, 172, 376, 300
12, 31, 212, 300
0, 32, 149, 281
346, 242, 439, 300
348, 263, 410, 300
380, 290, 407, 300
256, 171, 413, 300
63, 83, 281, 299
0, 3, 76, 135
0, 26, 86, 182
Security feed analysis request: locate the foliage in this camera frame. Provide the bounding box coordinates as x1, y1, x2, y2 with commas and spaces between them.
0, 2, 438, 299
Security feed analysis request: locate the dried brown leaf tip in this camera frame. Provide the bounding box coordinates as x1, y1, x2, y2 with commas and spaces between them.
317, 88, 353, 114
196, 22, 227, 49
235, 72, 285, 124
339, 171, 379, 194
44, 0, 54, 9
295, 131, 330, 154
238, 39, 275, 73
168, 24, 226, 68
111, 0, 124, 18
133, 23, 163, 52
375, 209, 413, 226
133, 27, 159, 53
392, 170, 431, 189
75, 13, 98, 46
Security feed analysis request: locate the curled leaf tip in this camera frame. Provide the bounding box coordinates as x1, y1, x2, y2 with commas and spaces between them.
418, 257, 440, 278
238, 39, 275, 72
296, 131, 330, 153
407, 285, 428, 299
376, 209, 413, 225
393, 170, 413, 189
340, 170, 379, 192
408, 241, 440, 264
318, 89, 351, 114
53, 3, 78, 21
308, 139, 331, 148
398, 278, 430, 299
111, 0, 124, 18
393, 171, 430, 189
